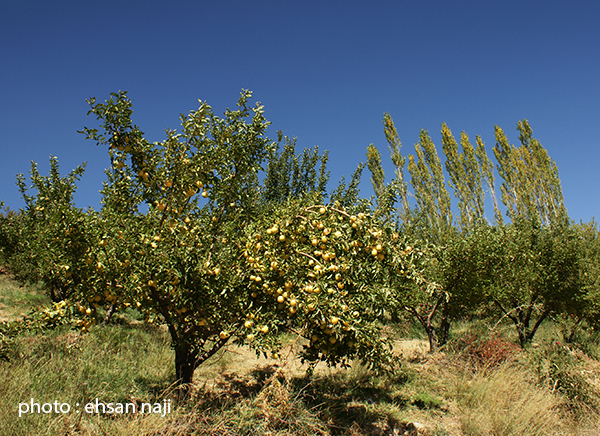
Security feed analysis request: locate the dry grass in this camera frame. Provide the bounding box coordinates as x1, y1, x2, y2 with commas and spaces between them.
2, 273, 600, 435
451, 363, 564, 435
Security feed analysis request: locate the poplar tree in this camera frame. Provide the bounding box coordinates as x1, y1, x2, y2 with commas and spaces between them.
442, 124, 482, 229
366, 143, 385, 200
383, 113, 410, 223
263, 132, 330, 204
475, 135, 503, 225
441, 123, 502, 228
407, 129, 453, 242
365, 114, 411, 225
493, 120, 567, 226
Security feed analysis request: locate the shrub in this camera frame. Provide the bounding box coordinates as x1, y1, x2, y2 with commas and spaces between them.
527, 341, 600, 417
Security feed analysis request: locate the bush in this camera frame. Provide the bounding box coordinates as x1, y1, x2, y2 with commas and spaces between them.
451, 331, 521, 371
527, 341, 600, 417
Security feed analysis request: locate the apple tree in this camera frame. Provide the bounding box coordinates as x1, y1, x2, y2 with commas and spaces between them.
241, 201, 437, 367
10, 157, 91, 303
76, 90, 283, 390
75, 90, 439, 391
484, 219, 586, 346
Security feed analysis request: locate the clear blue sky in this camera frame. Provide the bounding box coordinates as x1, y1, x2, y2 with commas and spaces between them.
2, 1, 599, 223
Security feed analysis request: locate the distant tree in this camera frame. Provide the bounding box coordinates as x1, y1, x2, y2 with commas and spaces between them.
329, 162, 366, 210
407, 129, 453, 243
11, 157, 89, 301
441, 124, 491, 229
485, 219, 584, 346
570, 219, 600, 332
264, 130, 366, 212
262, 132, 329, 205
383, 113, 411, 223
493, 120, 567, 226
365, 113, 410, 225
475, 134, 503, 225
0, 205, 23, 269
365, 116, 577, 351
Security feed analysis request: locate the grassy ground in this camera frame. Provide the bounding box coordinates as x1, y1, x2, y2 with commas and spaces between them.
1, 272, 599, 435
0, 271, 48, 322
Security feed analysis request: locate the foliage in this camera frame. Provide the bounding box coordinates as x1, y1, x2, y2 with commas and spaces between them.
441, 123, 501, 228
10, 157, 91, 301
71, 90, 436, 390
240, 202, 433, 369
407, 128, 453, 243
454, 332, 521, 371
0, 322, 17, 362
365, 114, 594, 353
485, 220, 585, 346
262, 132, 330, 205
75, 90, 279, 389
493, 120, 568, 227
329, 162, 366, 211
574, 219, 600, 328
0, 206, 23, 269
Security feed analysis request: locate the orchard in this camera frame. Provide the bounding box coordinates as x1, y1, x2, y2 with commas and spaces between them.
2, 89, 599, 400
0, 90, 431, 392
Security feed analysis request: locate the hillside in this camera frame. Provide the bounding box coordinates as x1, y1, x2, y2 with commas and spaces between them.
1, 271, 599, 436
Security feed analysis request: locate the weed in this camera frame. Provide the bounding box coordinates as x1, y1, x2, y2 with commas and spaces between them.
411, 392, 443, 410
527, 341, 600, 418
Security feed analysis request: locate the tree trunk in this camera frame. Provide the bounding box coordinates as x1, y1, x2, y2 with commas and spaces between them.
438, 301, 451, 346
102, 304, 116, 325
516, 324, 528, 348
407, 303, 442, 354
174, 345, 197, 399
426, 325, 439, 353
174, 336, 231, 399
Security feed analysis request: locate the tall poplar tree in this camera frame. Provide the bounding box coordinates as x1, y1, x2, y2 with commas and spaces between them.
383, 113, 411, 223
365, 114, 411, 225
407, 129, 453, 242
441, 123, 502, 228
475, 134, 503, 225
493, 120, 567, 226
263, 132, 330, 204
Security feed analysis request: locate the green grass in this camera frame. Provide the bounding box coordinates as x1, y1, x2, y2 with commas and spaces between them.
0, 274, 49, 322
0, 324, 174, 435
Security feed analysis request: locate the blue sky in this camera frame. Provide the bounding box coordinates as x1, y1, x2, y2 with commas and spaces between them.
1, 1, 599, 223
